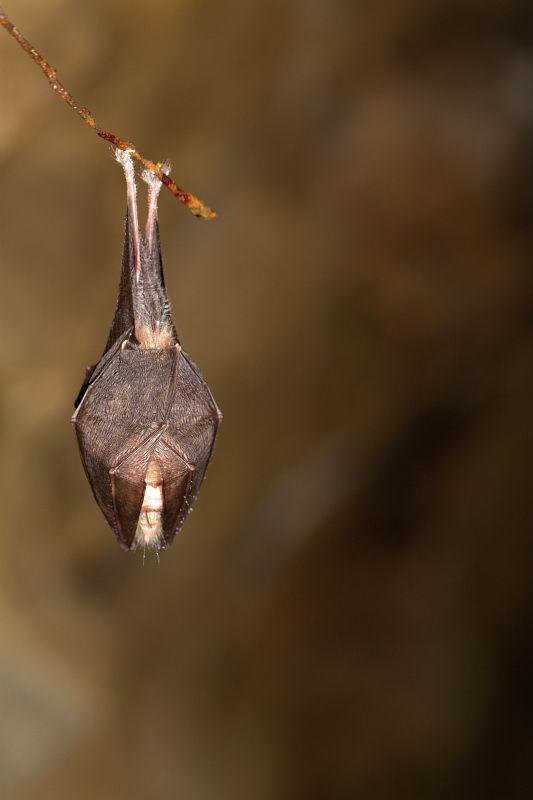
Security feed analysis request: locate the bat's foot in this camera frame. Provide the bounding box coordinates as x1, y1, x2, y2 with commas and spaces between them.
141, 160, 171, 190
115, 146, 136, 173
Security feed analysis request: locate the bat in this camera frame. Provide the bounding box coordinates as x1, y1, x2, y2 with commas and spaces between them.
72, 149, 222, 553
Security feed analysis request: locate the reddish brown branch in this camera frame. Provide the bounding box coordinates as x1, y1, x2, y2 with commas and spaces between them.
0, 6, 216, 219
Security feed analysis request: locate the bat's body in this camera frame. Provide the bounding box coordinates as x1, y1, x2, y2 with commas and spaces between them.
72, 150, 221, 552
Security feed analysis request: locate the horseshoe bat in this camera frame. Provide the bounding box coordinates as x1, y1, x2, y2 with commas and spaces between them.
72, 149, 222, 552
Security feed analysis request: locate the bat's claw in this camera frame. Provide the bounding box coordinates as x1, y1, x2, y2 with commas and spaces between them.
115, 147, 135, 171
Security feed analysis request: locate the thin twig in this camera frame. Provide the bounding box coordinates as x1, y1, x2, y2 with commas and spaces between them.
0, 6, 216, 219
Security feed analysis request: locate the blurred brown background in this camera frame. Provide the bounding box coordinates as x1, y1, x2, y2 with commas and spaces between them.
0, 0, 532, 798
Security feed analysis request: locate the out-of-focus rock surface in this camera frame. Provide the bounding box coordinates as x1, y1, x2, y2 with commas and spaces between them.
0, 0, 532, 797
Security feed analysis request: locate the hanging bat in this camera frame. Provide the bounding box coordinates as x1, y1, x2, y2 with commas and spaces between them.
72, 149, 222, 553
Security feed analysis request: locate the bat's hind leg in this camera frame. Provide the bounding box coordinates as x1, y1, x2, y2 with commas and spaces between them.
115, 147, 141, 281
142, 162, 170, 253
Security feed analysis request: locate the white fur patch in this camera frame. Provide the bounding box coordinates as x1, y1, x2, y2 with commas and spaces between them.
133, 458, 164, 550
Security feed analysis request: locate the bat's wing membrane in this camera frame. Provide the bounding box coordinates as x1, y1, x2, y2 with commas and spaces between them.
156, 439, 194, 544
158, 352, 221, 545
110, 437, 157, 548
73, 347, 175, 547
73, 340, 221, 551
104, 208, 136, 351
